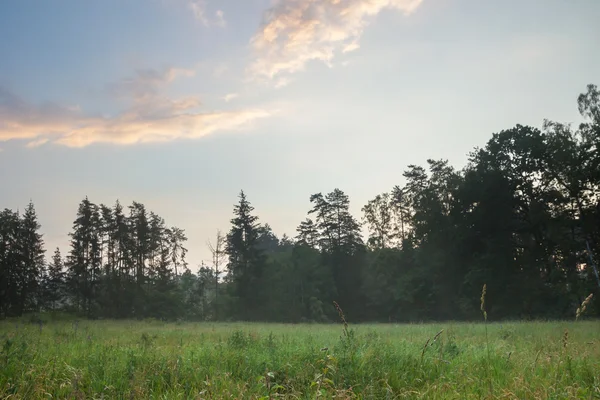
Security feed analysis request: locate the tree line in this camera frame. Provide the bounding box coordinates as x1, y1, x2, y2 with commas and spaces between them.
1, 84, 599, 321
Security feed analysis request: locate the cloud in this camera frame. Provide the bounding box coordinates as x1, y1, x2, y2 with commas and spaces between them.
189, 1, 226, 27
26, 138, 50, 148
213, 63, 229, 78
109, 67, 195, 100
249, 0, 423, 82
0, 67, 273, 148
223, 93, 239, 102
342, 41, 360, 53
189, 0, 209, 25
108, 67, 204, 119
54, 108, 272, 148
0, 86, 82, 141
215, 10, 227, 27
275, 77, 292, 89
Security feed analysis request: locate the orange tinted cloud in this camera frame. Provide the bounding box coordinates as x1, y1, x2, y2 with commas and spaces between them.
0, 68, 272, 148
249, 0, 423, 81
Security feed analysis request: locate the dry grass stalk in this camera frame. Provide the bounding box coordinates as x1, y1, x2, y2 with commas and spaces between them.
480, 283, 492, 396
575, 293, 593, 321
333, 301, 349, 337
480, 284, 487, 321
421, 338, 431, 363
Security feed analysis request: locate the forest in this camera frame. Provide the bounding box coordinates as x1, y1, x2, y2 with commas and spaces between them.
1, 84, 599, 323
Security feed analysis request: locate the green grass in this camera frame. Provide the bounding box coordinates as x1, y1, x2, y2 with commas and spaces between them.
1, 318, 599, 399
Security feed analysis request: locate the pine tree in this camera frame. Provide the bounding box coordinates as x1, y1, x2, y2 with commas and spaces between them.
362, 193, 395, 249
0, 203, 45, 316
44, 247, 65, 311
225, 190, 265, 320
207, 230, 226, 320
307, 189, 365, 317
309, 189, 363, 253
257, 224, 280, 253
296, 218, 319, 248
127, 201, 151, 316
19, 201, 45, 312
112, 200, 132, 317
0, 209, 23, 317
67, 197, 97, 315
148, 212, 167, 283
391, 185, 411, 244
168, 226, 188, 278
129, 201, 150, 287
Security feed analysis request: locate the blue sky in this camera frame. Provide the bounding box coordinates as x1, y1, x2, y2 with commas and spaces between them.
1, 0, 599, 267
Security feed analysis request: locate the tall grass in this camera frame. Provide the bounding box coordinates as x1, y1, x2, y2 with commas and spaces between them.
0, 317, 598, 398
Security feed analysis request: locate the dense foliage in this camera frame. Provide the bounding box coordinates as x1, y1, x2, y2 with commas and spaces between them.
1, 84, 599, 321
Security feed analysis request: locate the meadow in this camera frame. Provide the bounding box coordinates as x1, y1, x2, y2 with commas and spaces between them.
1, 314, 599, 399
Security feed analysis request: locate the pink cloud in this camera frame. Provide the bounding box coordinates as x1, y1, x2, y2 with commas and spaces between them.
0, 67, 272, 148
249, 0, 423, 82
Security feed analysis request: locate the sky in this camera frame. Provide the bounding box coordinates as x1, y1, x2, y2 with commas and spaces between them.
1, 0, 599, 268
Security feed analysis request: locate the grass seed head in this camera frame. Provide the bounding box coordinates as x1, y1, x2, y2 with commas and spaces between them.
562, 329, 569, 349
333, 301, 349, 336
480, 284, 488, 321
576, 293, 593, 321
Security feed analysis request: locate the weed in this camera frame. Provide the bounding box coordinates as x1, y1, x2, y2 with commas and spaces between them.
445, 329, 460, 359
228, 329, 249, 349
481, 283, 493, 397
139, 332, 155, 350
311, 348, 338, 398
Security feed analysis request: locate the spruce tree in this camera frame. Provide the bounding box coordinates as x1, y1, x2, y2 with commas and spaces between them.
20, 201, 45, 312
225, 190, 265, 320
44, 247, 65, 311
0, 209, 22, 317
67, 197, 96, 315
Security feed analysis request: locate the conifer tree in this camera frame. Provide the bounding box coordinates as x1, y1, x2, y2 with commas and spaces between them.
225, 190, 265, 320
43, 247, 65, 311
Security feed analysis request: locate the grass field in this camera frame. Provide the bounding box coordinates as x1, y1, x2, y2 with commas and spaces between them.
1, 317, 599, 399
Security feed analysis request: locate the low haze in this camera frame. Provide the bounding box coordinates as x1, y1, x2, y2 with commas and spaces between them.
1, 0, 599, 267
